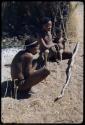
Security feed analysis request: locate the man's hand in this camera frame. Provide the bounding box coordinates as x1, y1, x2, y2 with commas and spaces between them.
32, 63, 37, 70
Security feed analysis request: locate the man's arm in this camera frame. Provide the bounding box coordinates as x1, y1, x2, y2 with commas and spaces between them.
22, 53, 35, 75
11, 62, 24, 81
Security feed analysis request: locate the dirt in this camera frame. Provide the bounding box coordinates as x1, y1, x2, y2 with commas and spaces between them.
1, 2, 83, 123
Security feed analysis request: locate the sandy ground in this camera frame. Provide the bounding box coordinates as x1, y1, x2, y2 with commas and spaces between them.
1, 3, 84, 123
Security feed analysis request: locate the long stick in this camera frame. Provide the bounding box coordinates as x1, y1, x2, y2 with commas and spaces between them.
54, 42, 79, 102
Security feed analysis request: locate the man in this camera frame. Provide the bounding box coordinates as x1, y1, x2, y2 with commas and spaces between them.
11, 37, 50, 91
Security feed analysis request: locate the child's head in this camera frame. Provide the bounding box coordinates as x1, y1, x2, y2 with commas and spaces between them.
41, 17, 52, 32
25, 37, 39, 55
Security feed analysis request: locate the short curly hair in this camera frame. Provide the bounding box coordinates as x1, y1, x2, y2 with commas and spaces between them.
25, 36, 38, 50
41, 17, 52, 26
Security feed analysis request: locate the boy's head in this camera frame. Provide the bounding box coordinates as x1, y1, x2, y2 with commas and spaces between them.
41, 17, 52, 32
25, 37, 39, 55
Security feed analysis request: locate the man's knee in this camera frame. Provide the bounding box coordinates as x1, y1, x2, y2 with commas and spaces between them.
38, 66, 50, 76
44, 66, 50, 75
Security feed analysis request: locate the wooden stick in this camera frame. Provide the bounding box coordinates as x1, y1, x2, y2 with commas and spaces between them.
54, 42, 79, 102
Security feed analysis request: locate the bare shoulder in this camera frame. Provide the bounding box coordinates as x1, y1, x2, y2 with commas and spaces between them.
21, 52, 33, 60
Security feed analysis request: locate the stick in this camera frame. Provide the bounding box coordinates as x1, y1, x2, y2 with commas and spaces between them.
54, 42, 79, 102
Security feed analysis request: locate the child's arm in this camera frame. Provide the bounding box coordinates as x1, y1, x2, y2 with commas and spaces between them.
40, 38, 55, 49
59, 37, 64, 43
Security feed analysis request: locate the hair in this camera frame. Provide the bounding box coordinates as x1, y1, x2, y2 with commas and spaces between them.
25, 36, 38, 50
41, 17, 52, 26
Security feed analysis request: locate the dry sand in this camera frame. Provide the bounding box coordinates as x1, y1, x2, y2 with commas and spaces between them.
1, 2, 84, 123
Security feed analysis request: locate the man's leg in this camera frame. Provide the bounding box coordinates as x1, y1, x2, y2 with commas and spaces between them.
18, 67, 50, 91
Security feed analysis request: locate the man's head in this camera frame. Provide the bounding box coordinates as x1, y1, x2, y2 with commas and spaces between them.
41, 17, 52, 32
25, 37, 39, 55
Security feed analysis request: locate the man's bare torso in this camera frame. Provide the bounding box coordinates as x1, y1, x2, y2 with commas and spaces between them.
11, 50, 33, 80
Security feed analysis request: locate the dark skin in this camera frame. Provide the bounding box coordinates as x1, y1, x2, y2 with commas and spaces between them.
53, 30, 65, 62
38, 20, 64, 62
11, 44, 50, 91
39, 20, 55, 51
38, 20, 72, 61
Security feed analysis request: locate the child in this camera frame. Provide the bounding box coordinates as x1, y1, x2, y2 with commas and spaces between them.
38, 17, 72, 63
38, 17, 58, 62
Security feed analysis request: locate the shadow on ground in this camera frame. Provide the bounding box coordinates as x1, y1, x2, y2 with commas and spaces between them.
1, 80, 32, 100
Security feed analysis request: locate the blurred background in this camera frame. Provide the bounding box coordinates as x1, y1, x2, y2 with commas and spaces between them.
1, 1, 80, 48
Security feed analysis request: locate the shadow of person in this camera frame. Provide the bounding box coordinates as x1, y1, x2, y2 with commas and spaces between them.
48, 51, 72, 62
1, 80, 31, 100
32, 52, 72, 68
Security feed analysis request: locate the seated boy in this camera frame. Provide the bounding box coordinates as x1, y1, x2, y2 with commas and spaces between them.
11, 37, 50, 91
38, 17, 72, 63
38, 17, 58, 62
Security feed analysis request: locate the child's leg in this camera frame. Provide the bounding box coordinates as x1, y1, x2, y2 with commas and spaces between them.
44, 49, 49, 66
48, 46, 58, 60
59, 49, 63, 61
37, 51, 45, 68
